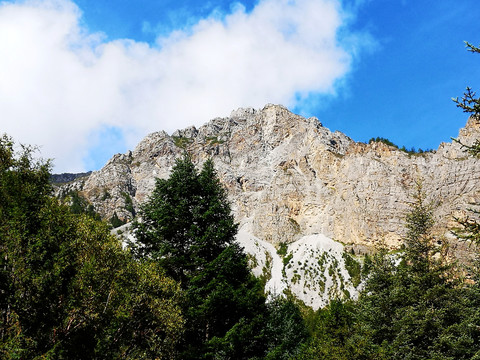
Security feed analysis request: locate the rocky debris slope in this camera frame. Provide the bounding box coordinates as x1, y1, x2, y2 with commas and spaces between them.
56, 104, 480, 307
236, 225, 361, 309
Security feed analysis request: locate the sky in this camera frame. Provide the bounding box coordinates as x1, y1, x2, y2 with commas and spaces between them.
0, 0, 479, 173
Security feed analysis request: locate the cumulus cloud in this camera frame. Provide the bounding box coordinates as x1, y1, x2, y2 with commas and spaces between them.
0, 0, 372, 172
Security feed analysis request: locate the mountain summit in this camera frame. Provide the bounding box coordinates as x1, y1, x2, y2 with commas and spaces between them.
57, 104, 480, 308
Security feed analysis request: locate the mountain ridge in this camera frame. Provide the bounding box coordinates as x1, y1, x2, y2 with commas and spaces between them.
55, 104, 480, 308
57, 104, 480, 248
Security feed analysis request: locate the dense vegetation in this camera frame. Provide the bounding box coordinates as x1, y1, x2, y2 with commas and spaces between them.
0, 136, 184, 359
0, 145, 308, 359
1, 42, 479, 359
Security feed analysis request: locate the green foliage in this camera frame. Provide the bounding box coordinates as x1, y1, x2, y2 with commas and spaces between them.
452, 42, 480, 245
133, 154, 267, 359
109, 211, 126, 228
65, 190, 101, 220
205, 136, 225, 145
101, 189, 111, 201
263, 297, 309, 360
277, 242, 288, 257
277, 242, 293, 278
368, 137, 432, 155
295, 299, 357, 360
403, 184, 438, 272
452, 42, 480, 250
289, 217, 301, 233
452, 42, 480, 157
133, 155, 238, 282
368, 137, 398, 148
259, 251, 273, 288
454, 207, 480, 244
283, 252, 294, 267
0, 135, 184, 359
342, 252, 362, 287
361, 253, 373, 277
172, 136, 193, 149
453, 77, 480, 118
121, 191, 135, 216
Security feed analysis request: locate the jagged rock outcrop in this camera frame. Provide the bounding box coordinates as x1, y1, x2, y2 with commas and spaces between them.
65, 105, 479, 248
56, 104, 480, 308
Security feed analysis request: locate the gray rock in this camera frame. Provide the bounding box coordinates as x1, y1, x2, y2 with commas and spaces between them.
58, 104, 480, 307
64, 105, 480, 252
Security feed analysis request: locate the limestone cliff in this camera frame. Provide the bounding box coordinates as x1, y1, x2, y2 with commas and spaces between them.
56, 104, 480, 308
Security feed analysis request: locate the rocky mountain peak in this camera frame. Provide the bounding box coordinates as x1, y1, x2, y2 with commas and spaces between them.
55, 105, 480, 308
62, 105, 479, 249
458, 115, 480, 144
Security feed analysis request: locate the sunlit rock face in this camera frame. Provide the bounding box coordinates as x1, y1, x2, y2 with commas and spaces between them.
57, 105, 480, 307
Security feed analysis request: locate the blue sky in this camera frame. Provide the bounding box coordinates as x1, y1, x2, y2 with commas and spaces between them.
317, 1, 480, 152
0, 0, 479, 172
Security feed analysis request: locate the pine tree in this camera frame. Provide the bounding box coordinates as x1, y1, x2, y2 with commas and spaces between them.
453, 44, 480, 243
350, 187, 478, 360
133, 154, 267, 359
452, 42, 480, 157
262, 297, 309, 360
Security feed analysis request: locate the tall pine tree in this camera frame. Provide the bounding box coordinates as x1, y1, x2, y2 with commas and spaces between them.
351, 187, 478, 360
133, 154, 267, 359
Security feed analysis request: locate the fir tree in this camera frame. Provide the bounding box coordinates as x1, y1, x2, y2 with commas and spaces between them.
133, 154, 267, 359
452, 42, 480, 157
351, 187, 477, 360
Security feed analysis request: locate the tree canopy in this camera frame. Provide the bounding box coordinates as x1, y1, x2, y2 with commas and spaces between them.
0, 135, 184, 359
133, 155, 270, 358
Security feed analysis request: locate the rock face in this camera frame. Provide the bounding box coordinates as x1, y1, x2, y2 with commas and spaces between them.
57, 104, 480, 308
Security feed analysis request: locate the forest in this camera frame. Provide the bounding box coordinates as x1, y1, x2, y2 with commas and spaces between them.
1, 44, 480, 359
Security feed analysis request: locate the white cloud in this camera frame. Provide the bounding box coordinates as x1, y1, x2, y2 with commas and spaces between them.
0, 0, 372, 172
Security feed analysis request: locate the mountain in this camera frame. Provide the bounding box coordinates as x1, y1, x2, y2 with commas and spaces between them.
51, 171, 92, 184
56, 104, 480, 309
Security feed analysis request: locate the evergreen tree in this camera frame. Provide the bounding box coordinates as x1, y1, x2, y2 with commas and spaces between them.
263, 297, 309, 360
351, 188, 478, 360
449, 40, 480, 359
453, 43, 480, 243
452, 42, 480, 157
294, 299, 357, 360
133, 154, 267, 359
